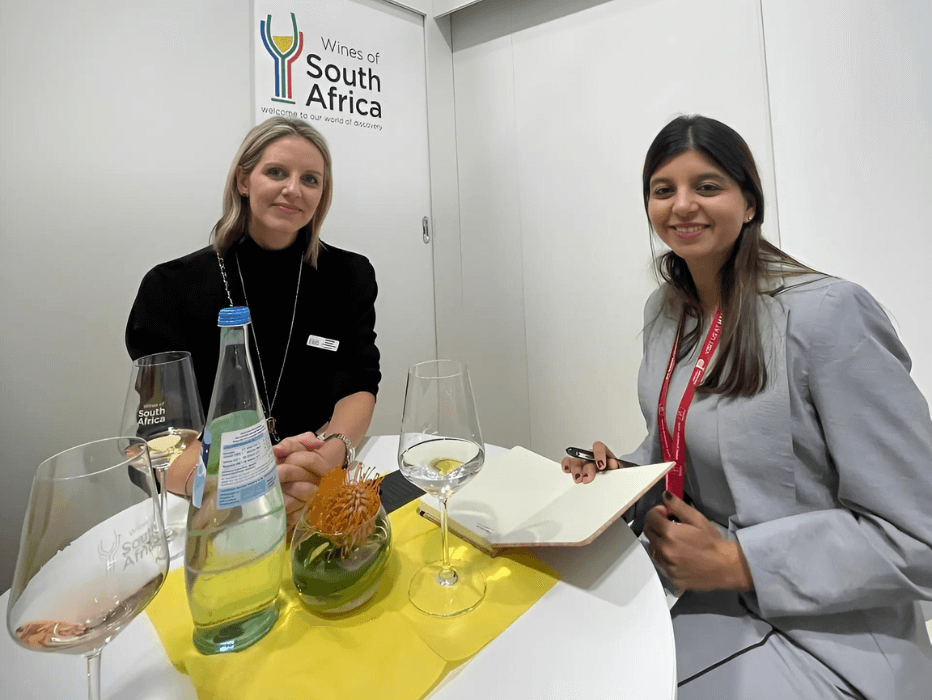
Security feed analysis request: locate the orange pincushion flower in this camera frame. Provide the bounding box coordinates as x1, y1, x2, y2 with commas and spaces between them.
305, 464, 385, 549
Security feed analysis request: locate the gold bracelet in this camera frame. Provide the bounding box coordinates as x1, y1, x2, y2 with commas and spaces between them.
318, 432, 355, 467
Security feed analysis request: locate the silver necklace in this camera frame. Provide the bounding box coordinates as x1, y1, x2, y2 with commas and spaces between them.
216, 248, 302, 443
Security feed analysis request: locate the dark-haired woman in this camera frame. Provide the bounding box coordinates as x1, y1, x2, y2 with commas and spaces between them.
126, 117, 380, 527
563, 115, 932, 699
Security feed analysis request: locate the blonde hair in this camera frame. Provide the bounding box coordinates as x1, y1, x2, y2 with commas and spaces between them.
212, 117, 333, 267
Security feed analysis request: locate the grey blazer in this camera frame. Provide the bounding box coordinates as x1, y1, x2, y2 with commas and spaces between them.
623, 276, 932, 700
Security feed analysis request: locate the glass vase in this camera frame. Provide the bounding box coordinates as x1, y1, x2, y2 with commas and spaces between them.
291, 504, 392, 614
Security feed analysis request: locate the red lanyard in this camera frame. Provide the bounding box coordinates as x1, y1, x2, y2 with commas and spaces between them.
657, 309, 723, 499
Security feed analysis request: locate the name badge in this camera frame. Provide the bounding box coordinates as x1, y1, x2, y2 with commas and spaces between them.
307, 334, 339, 352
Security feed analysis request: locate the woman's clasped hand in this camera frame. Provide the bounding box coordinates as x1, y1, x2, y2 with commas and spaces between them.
272, 432, 328, 527
643, 491, 753, 592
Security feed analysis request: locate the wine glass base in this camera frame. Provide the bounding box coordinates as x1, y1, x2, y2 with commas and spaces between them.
408, 562, 485, 618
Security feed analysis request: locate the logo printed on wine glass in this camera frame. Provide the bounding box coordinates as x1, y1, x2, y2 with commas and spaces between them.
119, 531, 164, 570
137, 401, 166, 426
98, 522, 164, 572
97, 530, 121, 575
260, 12, 304, 104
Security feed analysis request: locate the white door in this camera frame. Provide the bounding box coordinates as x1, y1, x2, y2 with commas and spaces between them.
253, 0, 435, 435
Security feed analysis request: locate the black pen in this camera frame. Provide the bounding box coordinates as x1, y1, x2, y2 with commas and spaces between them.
565, 446, 596, 461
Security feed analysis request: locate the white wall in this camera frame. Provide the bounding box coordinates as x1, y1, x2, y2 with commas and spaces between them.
449, 0, 778, 460
0, 0, 253, 590
443, 0, 932, 464
433, 0, 483, 17
761, 0, 932, 398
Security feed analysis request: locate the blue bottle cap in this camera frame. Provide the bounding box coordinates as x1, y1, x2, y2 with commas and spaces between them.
218, 306, 251, 326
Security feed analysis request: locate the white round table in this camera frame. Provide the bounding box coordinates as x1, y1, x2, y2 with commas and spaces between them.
1, 436, 676, 700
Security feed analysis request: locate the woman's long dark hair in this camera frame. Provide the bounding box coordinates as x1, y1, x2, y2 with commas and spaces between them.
643, 115, 819, 398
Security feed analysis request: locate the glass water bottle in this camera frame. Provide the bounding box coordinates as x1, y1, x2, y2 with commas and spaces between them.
184, 306, 286, 655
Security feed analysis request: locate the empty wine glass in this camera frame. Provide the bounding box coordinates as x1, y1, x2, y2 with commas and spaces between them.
398, 359, 486, 617
121, 351, 204, 559
6, 437, 169, 700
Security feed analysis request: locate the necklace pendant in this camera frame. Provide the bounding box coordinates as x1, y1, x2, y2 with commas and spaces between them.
266, 416, 279, 443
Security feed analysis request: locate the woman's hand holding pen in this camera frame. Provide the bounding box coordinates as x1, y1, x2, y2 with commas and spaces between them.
644, 491, 754, 592
561, 441, 623, 484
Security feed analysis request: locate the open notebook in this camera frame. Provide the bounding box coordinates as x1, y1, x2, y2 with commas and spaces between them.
417, 446, 673, 555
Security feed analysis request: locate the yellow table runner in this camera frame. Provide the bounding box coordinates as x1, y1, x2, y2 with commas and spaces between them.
147, 502, 558, 700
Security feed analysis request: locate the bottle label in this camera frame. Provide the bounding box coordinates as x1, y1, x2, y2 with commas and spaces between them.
191, 429, 211, 509
217, 421, 278, 508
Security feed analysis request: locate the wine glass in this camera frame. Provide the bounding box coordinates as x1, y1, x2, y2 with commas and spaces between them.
6, 437, 169, 700
121, 351, 204, 559
398, 359, 486, 617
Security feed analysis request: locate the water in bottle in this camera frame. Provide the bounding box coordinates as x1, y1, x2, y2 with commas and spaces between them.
185, 306, 286, 654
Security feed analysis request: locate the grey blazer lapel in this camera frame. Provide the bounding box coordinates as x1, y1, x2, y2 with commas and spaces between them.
717, 294, 797, 529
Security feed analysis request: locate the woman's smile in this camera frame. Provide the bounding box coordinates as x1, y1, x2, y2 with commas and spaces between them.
670, 224, 709, 239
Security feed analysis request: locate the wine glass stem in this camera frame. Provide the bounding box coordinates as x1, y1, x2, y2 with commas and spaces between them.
439, 490, 455, 582
86, 649, 102, 700
157, 468, 174, 540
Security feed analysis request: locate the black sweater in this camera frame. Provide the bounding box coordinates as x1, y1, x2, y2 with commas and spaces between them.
126, 235, 380, 441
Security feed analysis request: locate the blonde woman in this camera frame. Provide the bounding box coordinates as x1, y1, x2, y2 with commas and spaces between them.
127, 117, 380, 526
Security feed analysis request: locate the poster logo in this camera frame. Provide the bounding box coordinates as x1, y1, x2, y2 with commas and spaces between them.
260, 13, 304, 104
